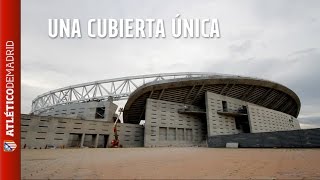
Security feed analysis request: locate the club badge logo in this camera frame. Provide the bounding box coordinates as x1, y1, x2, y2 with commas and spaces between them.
4, 140, 17, 152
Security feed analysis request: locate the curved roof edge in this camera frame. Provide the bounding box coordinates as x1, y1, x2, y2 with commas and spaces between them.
124, 75, 301, 122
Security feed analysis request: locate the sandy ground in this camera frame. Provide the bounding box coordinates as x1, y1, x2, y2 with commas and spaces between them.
21, 148, 320, 179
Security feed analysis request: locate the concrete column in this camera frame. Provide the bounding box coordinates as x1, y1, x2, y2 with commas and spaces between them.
94, 134, 99, 148
80, 133, 85, 147
167, 127, 169, 141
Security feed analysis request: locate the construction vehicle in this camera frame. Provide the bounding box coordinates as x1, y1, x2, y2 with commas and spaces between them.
111, 108, 123, 148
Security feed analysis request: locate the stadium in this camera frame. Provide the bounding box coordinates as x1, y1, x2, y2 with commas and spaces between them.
22, 72, 308, 149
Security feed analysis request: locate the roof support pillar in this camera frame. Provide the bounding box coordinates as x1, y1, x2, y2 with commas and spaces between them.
184, 85, 195, 104
191, 84, 204, 104
158, 89, 165, 100
225, 84, 235, 96
220, 84, 229, 95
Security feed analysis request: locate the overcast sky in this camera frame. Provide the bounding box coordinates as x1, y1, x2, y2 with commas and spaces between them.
22, 0, 320, 128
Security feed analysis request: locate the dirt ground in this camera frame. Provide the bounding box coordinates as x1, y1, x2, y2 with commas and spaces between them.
21, 148, 320, 179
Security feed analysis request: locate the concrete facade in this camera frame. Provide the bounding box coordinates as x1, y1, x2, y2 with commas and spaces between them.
144, 99, 207, 147
39, 100, 117, 122
26, 74, 303, 148
248, 104, 300, 133
21, 114, 144, 149
23, 91, 301, 149
205, 92, 247, 136
205, 92, 300, 137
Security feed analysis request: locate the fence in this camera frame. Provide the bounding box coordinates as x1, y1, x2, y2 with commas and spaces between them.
208, 128, 320, 148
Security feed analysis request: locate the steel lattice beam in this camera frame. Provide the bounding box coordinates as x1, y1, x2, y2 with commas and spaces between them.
31, 72, 226, 114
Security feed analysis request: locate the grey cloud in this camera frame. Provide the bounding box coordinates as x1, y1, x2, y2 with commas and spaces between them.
252, 1, 320, 23
21, 0, 320, 131
21, 83, 49, 113
299, 116, 320, 125
23, 59, 68, 75
299, 116, 320, 129
229, 40, 252, 54
203, 49, 320, 120
289, 48, 317, 56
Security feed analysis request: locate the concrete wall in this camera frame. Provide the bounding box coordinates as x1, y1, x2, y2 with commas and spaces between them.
144, 99, 207, 147
208, 128, 320, 148
248, 104, 300, 132
21, 114, 144, 149
205, 92, 247, 136
39, 100, 118, 122
205, 92, 300, 136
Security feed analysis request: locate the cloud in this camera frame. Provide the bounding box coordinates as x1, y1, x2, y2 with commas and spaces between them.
299, 116, 320, 129
21, 0, 320, 129
21, 83, 49, 114
229, 40, 252, 54
202, 48, 320, 121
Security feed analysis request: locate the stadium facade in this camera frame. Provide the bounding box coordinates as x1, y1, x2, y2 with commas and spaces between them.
22, 72, 301, 148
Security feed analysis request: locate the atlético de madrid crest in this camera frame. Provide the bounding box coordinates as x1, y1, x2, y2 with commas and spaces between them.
3, 140, 17, 152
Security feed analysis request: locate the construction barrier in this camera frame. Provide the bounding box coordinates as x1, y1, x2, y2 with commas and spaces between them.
208, 128, 320, 148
